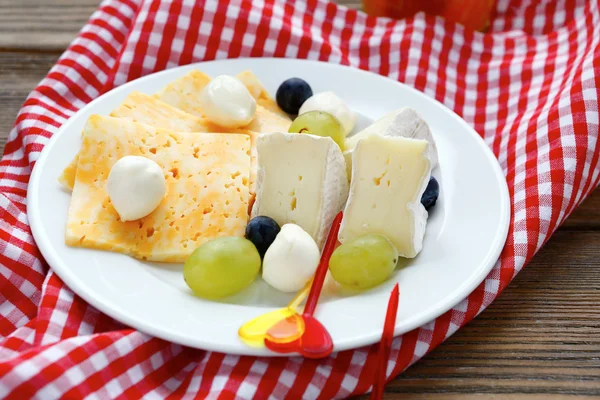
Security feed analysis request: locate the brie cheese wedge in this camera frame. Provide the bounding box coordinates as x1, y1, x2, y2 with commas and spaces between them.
344, 108, 438, 178
251, 132, 349, 248
339, 135, 432, 258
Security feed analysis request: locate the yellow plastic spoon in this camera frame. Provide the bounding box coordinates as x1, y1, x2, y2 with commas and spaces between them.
238, 279, 312, 347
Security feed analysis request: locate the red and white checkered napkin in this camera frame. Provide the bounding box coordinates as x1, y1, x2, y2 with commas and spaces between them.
1, 0, 599, 397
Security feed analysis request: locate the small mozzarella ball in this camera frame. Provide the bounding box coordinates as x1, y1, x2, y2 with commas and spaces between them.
299, 91, 356, 136
262, 224, 320, 293
107, 156, 166, 222
199, 75, 257, 128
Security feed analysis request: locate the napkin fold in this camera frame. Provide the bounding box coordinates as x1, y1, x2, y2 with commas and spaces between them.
1, 0, 599, 398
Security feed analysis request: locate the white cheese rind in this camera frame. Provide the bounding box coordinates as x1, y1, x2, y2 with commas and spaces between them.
251, 132, 349, 248
344, 108, 438, 177
339, 134, 432, 258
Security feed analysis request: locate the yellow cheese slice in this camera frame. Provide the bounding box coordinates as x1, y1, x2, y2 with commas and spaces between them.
59, 91, 291, 191
235, 70, 288, 118
112, 91, 273, 135
58, 92, 210, 191
112, 91, 209, 132
58, 155, 79, 189
246, 106, 290, 133
66, 115, 251, 263
153, 69, 289, 120
152, 70, 213, 114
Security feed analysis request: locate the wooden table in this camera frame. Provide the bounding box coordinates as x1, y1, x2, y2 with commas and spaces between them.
2, 1, 599, 398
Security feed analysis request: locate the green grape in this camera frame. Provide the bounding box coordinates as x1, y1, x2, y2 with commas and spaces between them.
329, 234, 398, 289
289, 111, 345, 150
183, 237, 261, 299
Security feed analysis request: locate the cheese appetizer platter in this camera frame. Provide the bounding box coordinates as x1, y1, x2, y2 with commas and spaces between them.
28, 58, 510, 356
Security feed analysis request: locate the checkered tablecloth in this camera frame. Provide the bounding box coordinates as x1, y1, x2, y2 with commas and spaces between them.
1, 0, 599, 398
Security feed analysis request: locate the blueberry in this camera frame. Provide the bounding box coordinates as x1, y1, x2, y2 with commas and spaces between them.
245, 216, 281, 258
276, 78, 313, 115
421, 176, 439, 210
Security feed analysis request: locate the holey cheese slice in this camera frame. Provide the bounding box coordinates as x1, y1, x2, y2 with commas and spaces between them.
339, 135, 432, 258
153, 70, 213, 113
344, 108, 438, 178
111, 91, 208, 132
251, 133, 349, 248
113, 91, 290, 135
66, 115, 251, 263
59, 91, 290, 192
59, 92, 211, 191
235, 70, 289, 118
154, 70, 290, 121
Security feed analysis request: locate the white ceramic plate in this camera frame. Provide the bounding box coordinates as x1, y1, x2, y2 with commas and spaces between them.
28, 58, 510, 356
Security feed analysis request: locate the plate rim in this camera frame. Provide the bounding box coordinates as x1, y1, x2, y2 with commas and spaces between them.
27, 57, 511, 356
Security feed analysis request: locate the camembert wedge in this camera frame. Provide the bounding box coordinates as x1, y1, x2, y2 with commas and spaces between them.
66, 115, 251, 263
339, 135, 432, 258
251, 132, 349, 248
344, 108, 438, 177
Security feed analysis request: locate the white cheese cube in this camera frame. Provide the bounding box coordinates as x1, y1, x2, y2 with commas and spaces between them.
344, 108, 438, 178
339, 135, 432, 258
252, 132, 349, 248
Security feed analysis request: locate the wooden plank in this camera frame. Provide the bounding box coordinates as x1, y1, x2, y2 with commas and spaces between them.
0, 0, 100, 52
383, 230, 600, 398
1, 50, 597, 225
376, 396, 599, 400
561, 190, 600, 230
1, 1, 600, 399
340, 0, 362, 9
0, 52, 59, 150
2, 64, 597, 221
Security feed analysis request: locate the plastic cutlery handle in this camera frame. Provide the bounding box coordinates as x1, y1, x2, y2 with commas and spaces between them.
370, 283, 400, 400
288, 279, 312, 310
304, 212, 343, 316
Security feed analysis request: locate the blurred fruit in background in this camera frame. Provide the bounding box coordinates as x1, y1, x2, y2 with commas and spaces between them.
362, 0, 496, 32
